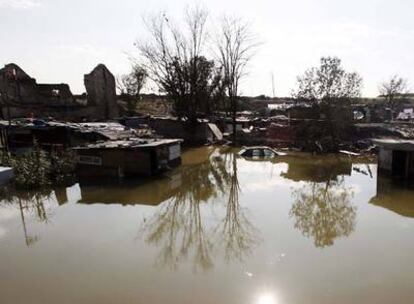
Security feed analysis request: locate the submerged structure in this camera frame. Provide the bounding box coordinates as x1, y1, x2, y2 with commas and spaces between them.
374, 139, 414, 179
74, 138, 182, 178
122, 116, 223, 145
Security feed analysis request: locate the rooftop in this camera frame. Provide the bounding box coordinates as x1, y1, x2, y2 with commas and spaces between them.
73, 138, 182, 150
373, 138, 414, 151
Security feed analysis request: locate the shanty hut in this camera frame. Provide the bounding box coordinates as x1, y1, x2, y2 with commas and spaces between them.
74, 138, 182, 178
374, 139, 414, 180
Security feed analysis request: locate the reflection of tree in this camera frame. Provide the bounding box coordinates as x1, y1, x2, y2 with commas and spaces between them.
141, 149, 260, 271
216, 155, 259, 261
290, 176, 356, 248
143, 195, 213, 272
0, 186, 53, 246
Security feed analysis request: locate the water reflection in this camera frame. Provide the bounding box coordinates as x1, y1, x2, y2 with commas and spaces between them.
141, 148, 260, 271
216, 155, 260, 262
287, 157, 356, 248
2, 148, 414, 304
0, 186, 54, 246
370, 176, 414, 218
255, 293, 278, 304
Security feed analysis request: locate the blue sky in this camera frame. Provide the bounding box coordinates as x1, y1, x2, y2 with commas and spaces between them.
1, 0, 413, 97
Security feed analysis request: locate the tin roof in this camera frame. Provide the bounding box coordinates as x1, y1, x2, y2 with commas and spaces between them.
73, 138, 182, 150
373, 139, 414, 151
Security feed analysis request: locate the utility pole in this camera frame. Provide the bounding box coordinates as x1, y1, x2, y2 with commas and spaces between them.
271, 72, 276, 98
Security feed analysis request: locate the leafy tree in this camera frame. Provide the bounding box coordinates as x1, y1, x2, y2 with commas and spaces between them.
293, 57, 363, 151
294, 57, 362, 103
379, 75, 408, 117
117, 64, 147, 97
117, 64, 148, 113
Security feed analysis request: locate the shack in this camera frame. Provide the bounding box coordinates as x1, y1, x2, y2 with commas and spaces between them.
1, 120, 146, 152
74, 138, 182, 178
374, 139, 414, 179
1, 119, 73, 153
121, 116, 223, 144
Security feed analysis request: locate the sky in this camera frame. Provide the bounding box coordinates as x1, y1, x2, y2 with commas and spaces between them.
1, 0, 413, 97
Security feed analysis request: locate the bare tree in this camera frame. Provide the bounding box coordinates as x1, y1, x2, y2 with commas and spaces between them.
379, 75, 408, 116
215, 16, 258, 139
135, 7, 223, 123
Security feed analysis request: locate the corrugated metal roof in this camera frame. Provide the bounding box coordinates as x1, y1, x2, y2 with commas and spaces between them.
373, 139, 414, 151
73, 138, 182, 150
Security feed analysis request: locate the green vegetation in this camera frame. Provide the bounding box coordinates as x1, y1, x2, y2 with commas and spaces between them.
0, 142, 76, 189
293, 57, 362, 152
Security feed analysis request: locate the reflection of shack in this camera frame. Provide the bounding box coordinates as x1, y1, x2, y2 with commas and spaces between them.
74, 138, 182, 178
78, 172, 182, 206
374, 139, 414, 180
370, 176, 414, 217
282, 156, 352, 182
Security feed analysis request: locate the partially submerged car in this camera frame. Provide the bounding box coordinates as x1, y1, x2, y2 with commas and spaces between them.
238, 146, 287, 158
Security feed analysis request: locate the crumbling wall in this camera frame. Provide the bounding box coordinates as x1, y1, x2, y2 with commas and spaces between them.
37, 84, 74, 106
0, 63, 120, 120
0, 63, 38, 104
0, 63, 76, 111
84, 64, 119, 119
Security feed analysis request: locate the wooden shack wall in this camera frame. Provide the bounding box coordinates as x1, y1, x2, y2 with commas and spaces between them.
148, 119, 209, 144
378, 147, 393, 172
76, 148, 152, 177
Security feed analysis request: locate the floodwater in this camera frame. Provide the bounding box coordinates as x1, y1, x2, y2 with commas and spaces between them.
1, 147, 414, 304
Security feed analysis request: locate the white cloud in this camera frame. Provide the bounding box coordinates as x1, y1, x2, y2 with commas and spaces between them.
0, 0, 41, 9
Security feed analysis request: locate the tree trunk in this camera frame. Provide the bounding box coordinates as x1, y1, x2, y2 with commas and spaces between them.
232, 97, 237, 143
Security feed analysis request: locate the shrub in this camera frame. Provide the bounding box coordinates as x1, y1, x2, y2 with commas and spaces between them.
0, 143, 76, 189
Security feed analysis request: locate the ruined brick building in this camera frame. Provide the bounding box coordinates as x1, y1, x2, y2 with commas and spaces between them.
84, 64, 118, 119
0, 63, 119, 120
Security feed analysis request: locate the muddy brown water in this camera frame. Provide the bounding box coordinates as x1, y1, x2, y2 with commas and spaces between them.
1, 147, 414, 304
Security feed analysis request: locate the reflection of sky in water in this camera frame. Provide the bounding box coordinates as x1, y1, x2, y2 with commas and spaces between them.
256, 292, 278, 304
0, 149, 414, 304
